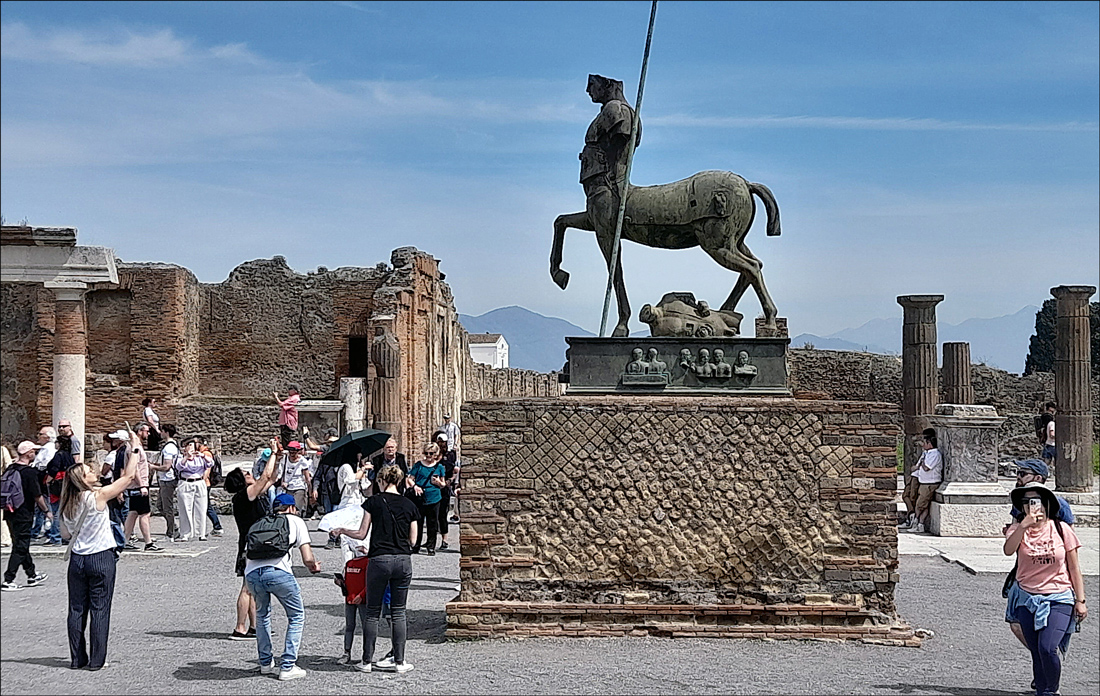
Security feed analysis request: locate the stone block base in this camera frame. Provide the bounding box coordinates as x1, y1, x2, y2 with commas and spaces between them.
928, 503, 1008, 537
446, 601, 920, 646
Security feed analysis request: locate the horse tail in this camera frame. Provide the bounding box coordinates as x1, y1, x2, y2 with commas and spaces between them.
748, 182, 781, 237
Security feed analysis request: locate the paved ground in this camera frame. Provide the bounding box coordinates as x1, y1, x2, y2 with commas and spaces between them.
898, 526, 1100, 576
2, 518, 1098, 695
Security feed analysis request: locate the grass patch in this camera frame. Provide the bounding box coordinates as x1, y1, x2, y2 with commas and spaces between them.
897, 440, 904, 474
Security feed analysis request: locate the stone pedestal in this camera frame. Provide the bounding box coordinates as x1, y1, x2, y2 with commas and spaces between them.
754, 316, 789, 338
941, 342, 974, 405
897, 295, 943, 478
1051, 285, 1096, 493
339, 378, 368, 432
928, 404, 1008, 537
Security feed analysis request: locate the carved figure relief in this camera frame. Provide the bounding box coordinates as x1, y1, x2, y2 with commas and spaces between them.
734, 350, 757, 377
621, 347, 670, 386
713, 349, 732, 377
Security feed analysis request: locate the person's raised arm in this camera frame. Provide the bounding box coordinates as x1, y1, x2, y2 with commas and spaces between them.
246, 438, 281, 500
98, 431, 141, 504
1004, 515, 1036, 555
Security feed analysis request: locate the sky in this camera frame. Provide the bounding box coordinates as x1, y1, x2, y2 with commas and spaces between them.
2, 1, 1098, 336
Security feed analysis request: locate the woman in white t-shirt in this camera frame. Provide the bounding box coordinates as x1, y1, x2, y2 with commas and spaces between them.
337, 455, 373, 509
58, 428, 141, 670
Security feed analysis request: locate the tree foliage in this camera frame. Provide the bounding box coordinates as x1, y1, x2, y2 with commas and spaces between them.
1024, 299, 1100, 378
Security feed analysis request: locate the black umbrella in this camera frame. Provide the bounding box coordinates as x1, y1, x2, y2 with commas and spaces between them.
318, 429, 391, 468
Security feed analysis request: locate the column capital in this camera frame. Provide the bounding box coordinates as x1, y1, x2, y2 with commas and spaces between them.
43, 281, 88, 302
1050, 285, 1096, 301
897, 294, 944, 310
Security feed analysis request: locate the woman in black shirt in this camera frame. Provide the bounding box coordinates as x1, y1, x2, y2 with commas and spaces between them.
333, 464, 419, 673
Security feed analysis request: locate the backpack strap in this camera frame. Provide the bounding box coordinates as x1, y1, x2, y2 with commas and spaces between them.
62, 493, 94, 563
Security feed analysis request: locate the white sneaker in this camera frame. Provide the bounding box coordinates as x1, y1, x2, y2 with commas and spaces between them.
336, 652, 352, 665
394, 662, 414, 674
199, 536, 208, 541
278, 665, 306, 681
913, 522, 926, 534
1, 581, 21, 592
354, 662, 372, 673
375, 656, 396, 670
258, 661, 277, 675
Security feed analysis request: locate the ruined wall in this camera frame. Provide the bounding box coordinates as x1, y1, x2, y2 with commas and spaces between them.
465, 362, 564, 400
788, 348, 1100, 458
0, 284, 42, 441
449, 396, 915, 644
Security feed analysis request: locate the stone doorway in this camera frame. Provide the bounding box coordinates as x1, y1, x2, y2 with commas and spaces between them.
348, 336, 371, 378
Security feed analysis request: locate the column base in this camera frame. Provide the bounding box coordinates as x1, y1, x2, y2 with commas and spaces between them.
929, 482, 1010, 537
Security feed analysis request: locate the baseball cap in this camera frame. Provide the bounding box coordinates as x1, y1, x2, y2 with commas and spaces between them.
260, 447, 273, 459
443, 414, 452, 419
16, 441, 41, 456
287, 441, 303, 451
1014, 459, 1049, 479
437, 433, 449, 442
274, 493, 297, 507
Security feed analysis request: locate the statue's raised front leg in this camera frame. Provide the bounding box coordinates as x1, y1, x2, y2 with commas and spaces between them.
550, 211, 592, 290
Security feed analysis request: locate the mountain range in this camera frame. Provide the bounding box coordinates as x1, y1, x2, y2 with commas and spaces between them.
460, 305, 1040, 374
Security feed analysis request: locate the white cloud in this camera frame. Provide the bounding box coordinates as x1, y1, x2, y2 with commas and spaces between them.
0, 22, 192, 66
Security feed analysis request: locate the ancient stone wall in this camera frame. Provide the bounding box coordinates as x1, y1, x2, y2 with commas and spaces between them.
0, 284, 42, 441
465, 362, 564, 401
449, 396, 916, 644
788, 348, 1099, 458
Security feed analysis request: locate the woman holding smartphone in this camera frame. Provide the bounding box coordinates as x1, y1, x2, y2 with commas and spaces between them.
1003, 482, 1087, 696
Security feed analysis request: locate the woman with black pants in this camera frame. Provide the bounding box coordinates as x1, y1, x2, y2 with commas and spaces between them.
58, 428, 140, 670
408, 444, 445, 555
333, 464, 419, 673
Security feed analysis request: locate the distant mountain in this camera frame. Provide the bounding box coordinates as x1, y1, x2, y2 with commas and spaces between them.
460, 306, 592, 372
794, 305, 1039, 373
463, 305, 1041, 374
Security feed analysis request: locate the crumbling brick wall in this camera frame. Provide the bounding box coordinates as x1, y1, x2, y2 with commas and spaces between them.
449, 396, 916, 644
0, 284, 42, 441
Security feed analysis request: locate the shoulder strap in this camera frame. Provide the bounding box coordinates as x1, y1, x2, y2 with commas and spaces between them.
1054, 518, 1065, 542
62, 494, 94, 563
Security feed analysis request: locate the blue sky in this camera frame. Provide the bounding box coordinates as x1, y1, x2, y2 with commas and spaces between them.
2, 1, 1097, 338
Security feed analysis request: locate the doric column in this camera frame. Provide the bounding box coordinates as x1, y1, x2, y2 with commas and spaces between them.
339, 378, 368, 432
45, 282, 88, 444
941, 342, 974, 405
897, 295, 943, 476
1051, 285, 1096, 493
370, 325, 402, 449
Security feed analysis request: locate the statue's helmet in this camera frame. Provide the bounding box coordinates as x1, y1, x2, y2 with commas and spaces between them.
587, 74, 624, 99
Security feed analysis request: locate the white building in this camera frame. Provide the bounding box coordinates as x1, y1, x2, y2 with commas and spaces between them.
468, 333, 509, 369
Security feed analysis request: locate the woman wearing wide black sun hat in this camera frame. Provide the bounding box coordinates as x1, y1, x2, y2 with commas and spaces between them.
1004, 482, 1087, 696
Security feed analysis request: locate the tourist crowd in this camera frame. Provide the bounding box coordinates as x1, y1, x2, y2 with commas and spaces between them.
1, 387, 461, 680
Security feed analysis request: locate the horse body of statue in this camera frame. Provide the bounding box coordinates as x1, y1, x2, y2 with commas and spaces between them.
550, 75, 781, 337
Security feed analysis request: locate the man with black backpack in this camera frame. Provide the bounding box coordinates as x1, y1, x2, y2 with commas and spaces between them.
243, 492, 320, 681
2, 441, 52, 591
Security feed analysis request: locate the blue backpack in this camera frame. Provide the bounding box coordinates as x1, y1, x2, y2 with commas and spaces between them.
1, 466, 26, 513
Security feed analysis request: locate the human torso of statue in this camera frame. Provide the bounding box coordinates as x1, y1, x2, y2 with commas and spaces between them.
579, 99, 639, 186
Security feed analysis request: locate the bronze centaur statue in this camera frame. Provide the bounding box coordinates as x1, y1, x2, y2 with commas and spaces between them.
550, 75, 781, 338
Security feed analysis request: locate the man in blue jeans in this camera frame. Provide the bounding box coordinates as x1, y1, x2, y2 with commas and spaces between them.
243, 493, 320, 681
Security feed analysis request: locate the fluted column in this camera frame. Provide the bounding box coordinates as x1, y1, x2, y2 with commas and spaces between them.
1051, 285, 1096, 492
898, 295, 943, 476
370, 325, 402, 449
45, 282, 88, 444
941, 342, 974, 405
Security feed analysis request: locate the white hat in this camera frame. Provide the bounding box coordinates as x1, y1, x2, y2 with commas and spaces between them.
16, 441, 41, 456
437, 433, 449, 442
109, 429, 129, 441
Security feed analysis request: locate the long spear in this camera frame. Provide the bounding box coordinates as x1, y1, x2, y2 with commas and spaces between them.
598, 0, 658, 337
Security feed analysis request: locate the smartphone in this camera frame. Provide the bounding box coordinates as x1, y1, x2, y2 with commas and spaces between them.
1029, 499, 1043, 513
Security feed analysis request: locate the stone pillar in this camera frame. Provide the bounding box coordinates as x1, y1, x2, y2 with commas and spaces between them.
941, 342, 974, 405
928, 404, 1008, 536
339, 378, 368, 433
897, 295, 943, 477
1051, 285, 1096, 494
370, 326, 402, 449
46, 283, 88, 445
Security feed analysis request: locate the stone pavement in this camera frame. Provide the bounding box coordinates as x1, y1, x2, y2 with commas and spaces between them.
899, 526, 1100, 576
2, 518, 1098, 695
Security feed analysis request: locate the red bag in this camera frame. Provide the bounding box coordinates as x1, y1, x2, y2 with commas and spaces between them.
344, 556, 369, 605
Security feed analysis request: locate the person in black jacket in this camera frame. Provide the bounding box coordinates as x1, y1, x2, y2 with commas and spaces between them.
370, 438, 410, 496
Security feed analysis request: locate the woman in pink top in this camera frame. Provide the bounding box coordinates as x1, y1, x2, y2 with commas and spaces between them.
1003, 482, 1087, 696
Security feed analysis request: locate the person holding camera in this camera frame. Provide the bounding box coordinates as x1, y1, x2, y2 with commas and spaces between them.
1003, 482, 1087, 696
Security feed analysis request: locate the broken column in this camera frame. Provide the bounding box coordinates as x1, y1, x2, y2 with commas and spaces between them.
941, 342, 974, 405
1051, 285, 1097, 494
929, 404, 1008, 536
339, 378, 368, 433
46, 282, 88, 444
370, 324, 402, 448
897, 295, 943, 479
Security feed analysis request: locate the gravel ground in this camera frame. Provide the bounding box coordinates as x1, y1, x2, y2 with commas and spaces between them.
1, 518, 1097, 695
